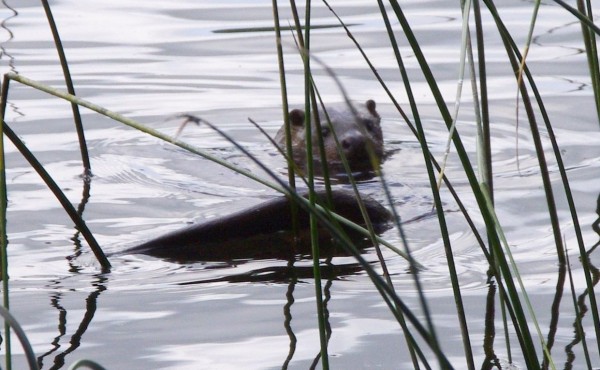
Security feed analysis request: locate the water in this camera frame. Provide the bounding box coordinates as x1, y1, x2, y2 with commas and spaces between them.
1, 1, 599, 369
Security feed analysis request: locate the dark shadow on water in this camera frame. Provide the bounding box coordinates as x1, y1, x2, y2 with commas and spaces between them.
590, 193, 600, 255
481, 255, 568, 369
179, 255, 366, 285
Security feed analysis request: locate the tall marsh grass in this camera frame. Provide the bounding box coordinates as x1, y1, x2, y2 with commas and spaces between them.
0, 1, 599, 369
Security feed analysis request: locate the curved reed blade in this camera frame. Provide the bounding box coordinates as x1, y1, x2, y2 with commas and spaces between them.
291, 0, 330, 365
514, 0, 541, 102
376, 1, 477, 367
40, 0, 91, 173
484, 0, 600, 356
1, 75, 110, 271
0, 305, 39, 370
472, 0, 493, 195
553, 0, 600, 35
436, 0, 472, 193
0, 73, 13, 370
301, 6, 426, 363
1, 124, 111, 270
271, 0, 299, 236
387, 1, 552, 366
553, 0, 600, 125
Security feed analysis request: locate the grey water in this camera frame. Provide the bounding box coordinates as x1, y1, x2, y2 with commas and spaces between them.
0, 1, 599, 369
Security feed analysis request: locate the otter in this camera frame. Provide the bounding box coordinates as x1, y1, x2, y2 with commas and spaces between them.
122, 102, 390, 262
123, 189, 392, 262
275, 99, 383, 175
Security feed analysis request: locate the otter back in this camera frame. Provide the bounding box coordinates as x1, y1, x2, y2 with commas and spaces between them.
121, 189, 392, 262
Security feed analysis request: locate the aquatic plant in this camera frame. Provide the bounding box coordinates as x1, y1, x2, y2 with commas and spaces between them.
0, 0, 598, 369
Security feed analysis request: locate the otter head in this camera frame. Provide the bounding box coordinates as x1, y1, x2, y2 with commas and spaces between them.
276, 99, 383, 176
316, 99, 382, 166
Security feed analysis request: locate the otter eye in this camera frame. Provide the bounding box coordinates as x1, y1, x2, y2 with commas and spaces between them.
363, 119, 375, 132
321, 126, 330, 137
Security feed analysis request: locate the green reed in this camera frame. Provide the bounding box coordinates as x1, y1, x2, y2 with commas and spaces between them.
0, 1, 598, 369
0, 305, 38, 370
0, 70, 425, 368
40, 0, 90, 172
0, 71, 12, 370
555, 0, 600, 124
292, 0, 599, 368
3, 1, 453, 369
487, 0, 600, 358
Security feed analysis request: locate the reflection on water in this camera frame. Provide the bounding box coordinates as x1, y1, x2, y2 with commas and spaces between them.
0, 0, 599, 369
36, 274, 107, 370
185, 257, 344, 369
0, 0, 22, 120
562, 193, 600, 370
481, 197, 600, 370
179, 260, 365, 285
592, 194, 600, 255
66, 167, 91, 272
0, 1, 16, 73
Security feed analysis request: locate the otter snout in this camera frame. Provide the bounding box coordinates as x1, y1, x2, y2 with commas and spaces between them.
341, 132, 368, 160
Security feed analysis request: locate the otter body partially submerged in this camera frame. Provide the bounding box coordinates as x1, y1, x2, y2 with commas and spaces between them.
123, 189, 392, 262
121, 101, 390, 262
275, 100, 383, 175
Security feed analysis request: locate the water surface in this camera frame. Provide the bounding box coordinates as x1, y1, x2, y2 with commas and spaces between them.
0, 1, 599, 369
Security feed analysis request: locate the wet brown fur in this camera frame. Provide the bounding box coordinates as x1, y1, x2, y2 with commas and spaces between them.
275, 100, 383, 174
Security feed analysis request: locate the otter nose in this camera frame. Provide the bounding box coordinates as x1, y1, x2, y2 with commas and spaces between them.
341, 135, 367, 159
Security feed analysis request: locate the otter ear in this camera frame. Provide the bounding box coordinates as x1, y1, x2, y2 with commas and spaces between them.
365, 99, 379, 118
289, 109, 305, 127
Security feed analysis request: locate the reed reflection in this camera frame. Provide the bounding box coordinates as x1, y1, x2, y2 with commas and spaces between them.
36, 274, 108, 370
178, 247, 365, 368
482, 275, 501, 370
37, 159, 108, 369
281, 258, 297, 370
480, 193, 600, 369
563, 193, 600, 369
308, 257, 334, 370
0, 0, 23, 120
